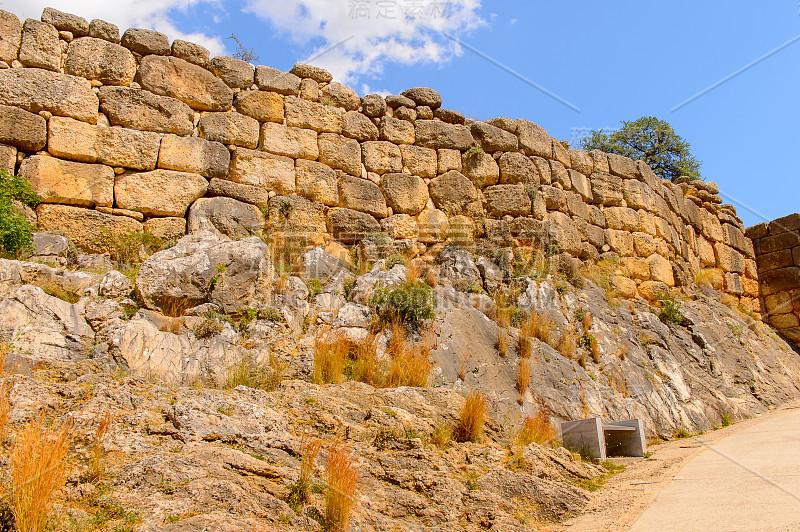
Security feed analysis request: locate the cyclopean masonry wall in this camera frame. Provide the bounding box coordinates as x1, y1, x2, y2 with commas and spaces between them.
0, 7, 759, 308
747, 214, 800, 345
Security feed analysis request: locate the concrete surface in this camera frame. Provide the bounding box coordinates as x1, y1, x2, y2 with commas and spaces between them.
629, 407, 800, 532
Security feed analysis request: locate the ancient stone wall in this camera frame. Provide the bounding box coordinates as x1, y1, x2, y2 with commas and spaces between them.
747, 214, 800, 343
0, 7, 758, 306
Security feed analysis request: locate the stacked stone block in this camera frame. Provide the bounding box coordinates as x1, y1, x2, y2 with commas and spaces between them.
0, 7, 758, 305
747, 214, 800, 344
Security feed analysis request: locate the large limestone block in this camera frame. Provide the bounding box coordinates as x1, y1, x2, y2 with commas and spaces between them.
379, 116, 415, 144
209, 55, 254, 89
254, 65, 300, 95
471, 121, 518, 152
515, 119, 551, 158
0, 104, 46, 151
144, 217, 186, 242
290, 63, 333, 83
0, 144, 15, 174
714, 242, 744, 274
318, 133, 361, 176
285, 96, 343, 133
623, 179, 657, 211
414, 120, 473, 150
484, 184, 532, 217
188, 196, 265, 239
569, 150, 593, 175
438, 148, 462, 173
295, 159, 337, 206
233, 90, 284, 123
37, 204, 142, 252
544, 211, 581, 255
402, 87, 441, 108
321, 82, 360, 110
551, 139, 570, 167
429, 170, 479, 215
18, 18, 60, 71
89, 19, 119, 43
380, 173, 428, 215
64, 37, 137, 86
540, 185, 567, 212
759, 267, 800, 297
48, 117, 160, 170
699, 208, 724, 242
417, 209, 449, 243
462, 151, 500, 187
228, 148, 295, 194
267, 194, 326, 238
338, 175, 387, 218
171, 39, 208, 67
0, 11, 21, 63
207, 178, 269, 208
0, 68, 98, 123
41, 8, 88, 36
120, 28, 170, 55
259, 122, 318, 160
136, 231, 274, 314
400, 145, 437, 178
158, 135, 229, 179
139, 55, 233, 112
604, 228, 635, 256
550, 160, 571, 189
607, 153, 638, 179
198, 111, 259, 149
381, 214, 419, 240
362, 141, 402, 175
19, 155, 112, 207
99, 86, 193, 135
604, 207, 641, 232
329, 208, 380, 243
342, 111, 378, 141
115, 169, 208, 217
647, 253, 674, 286
590, 172, 624, 206
498, 152, 539, 185
569, 169, 592, 201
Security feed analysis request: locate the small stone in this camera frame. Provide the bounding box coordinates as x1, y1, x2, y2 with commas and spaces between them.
401, 87, 442, 109
289, 63, 333, 83
120, 28, 170, 56
88, 19, 119, 43
171, 39, 209, 67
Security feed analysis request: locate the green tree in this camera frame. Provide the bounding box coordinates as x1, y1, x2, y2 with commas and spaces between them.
0, 170, 39, 257
581, 116, 702, 182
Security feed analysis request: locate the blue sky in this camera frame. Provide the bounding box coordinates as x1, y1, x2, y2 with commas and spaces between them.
6, 0, 799, 227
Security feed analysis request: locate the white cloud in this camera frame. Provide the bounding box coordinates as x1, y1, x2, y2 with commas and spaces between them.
0, 0, 228, 56
242, 0, 485, 85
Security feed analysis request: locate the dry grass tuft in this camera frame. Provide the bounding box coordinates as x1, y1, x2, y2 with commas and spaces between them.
496, 330, 509, 358
581, 312, 593, 334
324, 444, 359, 532
516, 358, 531, 399
289, 435, 323, 509
0, 343, 11, 440
458, 350, 470, 381
386, 332, 434, 388
351, 334, 384, 387
455, 391, 488, 443
9, 420, 72, 532
559, 327, 576, 360
405, 259, 421, 283
89, 411, 113, 482
154, 296, 197, 318
430, 422, 452, 449
521, 312, 554, 346
313, 329, 350, 385
589, 335, 600, 364
516, 412, 557, 446
424, 268, 438, 288
618, 341, 629, 361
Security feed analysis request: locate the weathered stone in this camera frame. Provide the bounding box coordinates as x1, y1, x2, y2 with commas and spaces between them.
484, 184, 532, 217
209, 55, 254, 89
543, 211, 581, 255
429, 170, 479, 216
760, 267, 800, 297
99, 86, 193, 135
0, 104, 46, 151
462, 151, 499, 188
380, 214, 419, 240
300, 78, 321, 103
400, 145, 437, 178
362, 94, 388, 118
321, 82, 360, 110
417, 209, 449, 243
342, 111, 378, 141
48, 117, 160, 170
380, 173, 428, 215
401, 87, 441, 109
379, 116, 415, 144
0, 11, 20, 64
415, 120, 473, 150
550, 160, 571, 189
64, 37, 136, 86
88, 19, 119, 43
285, 96, 342, 133
567, 169, 591, 202
290, 63, 332, 83
755, 231, 800, 255
158, 134, 229, 179
632, 232, 657, 257
435, 149, 459, 174
295, 159, 337, 206
259, 122, 318, 160
623, 179, 656, 211
170, 39, 209, 67
590, 172, 624, 206
647, 253, 674, 286
515, 119, 551, 158
540, 185, 567, 212
137, 231, 273, 313
338, 175, 386, 218
19, 154, 112, 207
18, 18, 60, 71
604, 228, 635, 256
228, 148, 295, 194
198, 111, 259, 149
233, 90, 283, 123
498, 152, 538, 185
0, 144, 15, 174
566, 192, 589, 220
768, 213, 800, 235
551, 139, 570, 167
386, 94, 415, 108
471, 121, 518, 152
120, 28, 169, 56
115, 169, 207, 217
604, 207, 640, 232
139, 55, 233, 112
698, 208, 724, 242
318, 133, 361, 176
206, 179, 268, 210
714, 242, 744, 274
254, 65, 300, 95
188, 196, 265, 239
41, 7, 88, 36
569, 150, 593, 175
361, 141, 402, 175
757, 249, 794, 273
37, 203, 142, 252
266, 194, 326, 242
329, 208, 380, 243
606, 153, 638, 179
433, 107, 465, 125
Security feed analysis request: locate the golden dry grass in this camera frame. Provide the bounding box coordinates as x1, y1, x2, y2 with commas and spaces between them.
589, 335, 600, 364
497, 330, 509, 358
516, 358, 531, 396
9, 420, 72, 532
350, 334, 384, 387
289, 435, 323, 509
385, 323, 434, 388
618, 341, 629, 361
456, 391, 488, 443
521, 312, 554, 347
89, 411, 113, 482
0, 342, 11, 440
324, 444, 359, 532
313, 329, 350, 385
559, 327, 576, 360
516, 412, 557, 446
581, 311, 593, 334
